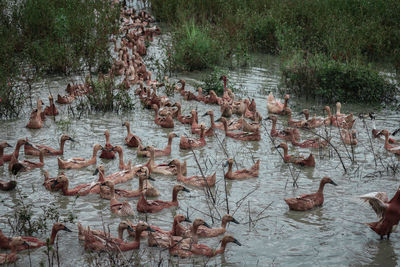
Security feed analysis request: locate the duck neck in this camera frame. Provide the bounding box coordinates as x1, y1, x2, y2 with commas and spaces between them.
14, 142, 23, 159
215, 241, 229, 255
227, 162, 233, 176
59, 139, 67, 154
0, 146, 3, 158
221, 218, 229, 229
149, 149, 155, 166
105, 133, 111, 146
61, 181, 70, 195
172, 188, 180, 203
97, 171, 105, 183
154, 107, 159, 120
317, 181, 327, 194
222, 120, 228, 134
209, 113, 216, 128
134, 228, 143, 243
281, 146, 288, 158
171, 219, 180, 236
49, 226, 60, 245
283, 98, 288, 110
175, 162, 182, 179
125, 123, 131, 135
39, 151, 44, 164
200, 128, 205, 139
118, 226, 125, 239
117, 149, 125, 169
91, 147, 99, 162
384, 133, 390, 147
271, 119, 277, 132
176, 105, 182, 117
165, 136, 173, 153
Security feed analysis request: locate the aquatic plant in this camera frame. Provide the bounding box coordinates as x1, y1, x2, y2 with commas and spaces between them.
282, 53, 397, 103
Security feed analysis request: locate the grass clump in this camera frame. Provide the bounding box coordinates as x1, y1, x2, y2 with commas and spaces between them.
170, 22, 224, 71
282, 53, 397, 103
79, 76, 134, 113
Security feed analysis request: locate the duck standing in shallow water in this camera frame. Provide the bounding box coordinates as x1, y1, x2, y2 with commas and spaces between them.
224, 158, 259, 180
363, 189, 400, 239
122, 121, 142, 147
137, 184, 190, 213
100, 130, 115, 159
276, 143, 315, 167
284, 177, 337, 211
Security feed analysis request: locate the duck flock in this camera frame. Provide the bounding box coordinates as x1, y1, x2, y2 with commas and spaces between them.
1, 2, 400, 265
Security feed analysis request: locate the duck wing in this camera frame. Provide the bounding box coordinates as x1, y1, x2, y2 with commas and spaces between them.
359, 192, 388, 218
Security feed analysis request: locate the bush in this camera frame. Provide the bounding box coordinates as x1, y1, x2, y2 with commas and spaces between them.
170, 22, 224, 71
79, 76, 134, 113
282, 53, 397, 103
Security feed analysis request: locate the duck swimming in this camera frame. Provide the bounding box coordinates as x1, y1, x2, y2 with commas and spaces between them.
9, 147, 46, 172
26, 99, 44, 129
178, 214, 239, 238
224, 158, 259, 180
77, 221, 133, 242
378, 129, 400, 155
84, 222, 154, 251
267, 93, 289, 114
340, 129, 358, 145
169, 159, 216, 187
24, 135, 75, 156
100, 130, 115, 159
266, 115, 300, 141
103, 180, 135, 216
289, 134, 330, 149
217, 117, 261, 141
122, 121, 142, 147
57, 144, 103, 169
0, 179, 16, 191
57, 93, 75, 104
137, 184, 190, 213
276, 143, 315, 167
44, 94, 59, 116
0, 142, 12, 166
148, 214, 191, 248
284, 177, 337, 211
111, 145, 131, 170
180, 124, 207, 149
287, 108, 307, 128
52, 174, 93, 196
2, 139, 26, 162
152, 104, 174, 128
173, 102, 193, 125
43, 171, 64, 192
0, 237, 27, 264
137, 132, 177, 157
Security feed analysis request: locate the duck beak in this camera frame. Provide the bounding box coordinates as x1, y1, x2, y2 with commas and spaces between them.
127, 225, 134, 232
167, 160, 175, 166
184, 217, 192, 223
330, 181, 338, 186
223, 161, 229, 168
202, 112, 208, 117
231, 217, 240, 224
6, 143, 12, 147
233, 238, 242, 246
23, 241, 30, 247
275, 145, 281, 149
148, 176, 155, 181
69, 137, 75, 142
146, 226, 156, 232
298, 111, 304, 115
25, 142, 33, 147
203, 222, 211, 228
51, 180, 59, 189
93, 168, 99, 175
182, 187, 190, 193
264, 117, 271, 121
63, 226, 72, 232
100, 182, 106, 186
215, 117, 221, 122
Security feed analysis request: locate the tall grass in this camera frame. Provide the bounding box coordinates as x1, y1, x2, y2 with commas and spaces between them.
149, 0, 400, 103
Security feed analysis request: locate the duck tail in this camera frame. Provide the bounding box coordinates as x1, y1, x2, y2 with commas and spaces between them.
305, 154, 316, 167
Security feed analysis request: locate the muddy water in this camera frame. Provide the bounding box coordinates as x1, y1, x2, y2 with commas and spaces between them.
1, 24, 400, 267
